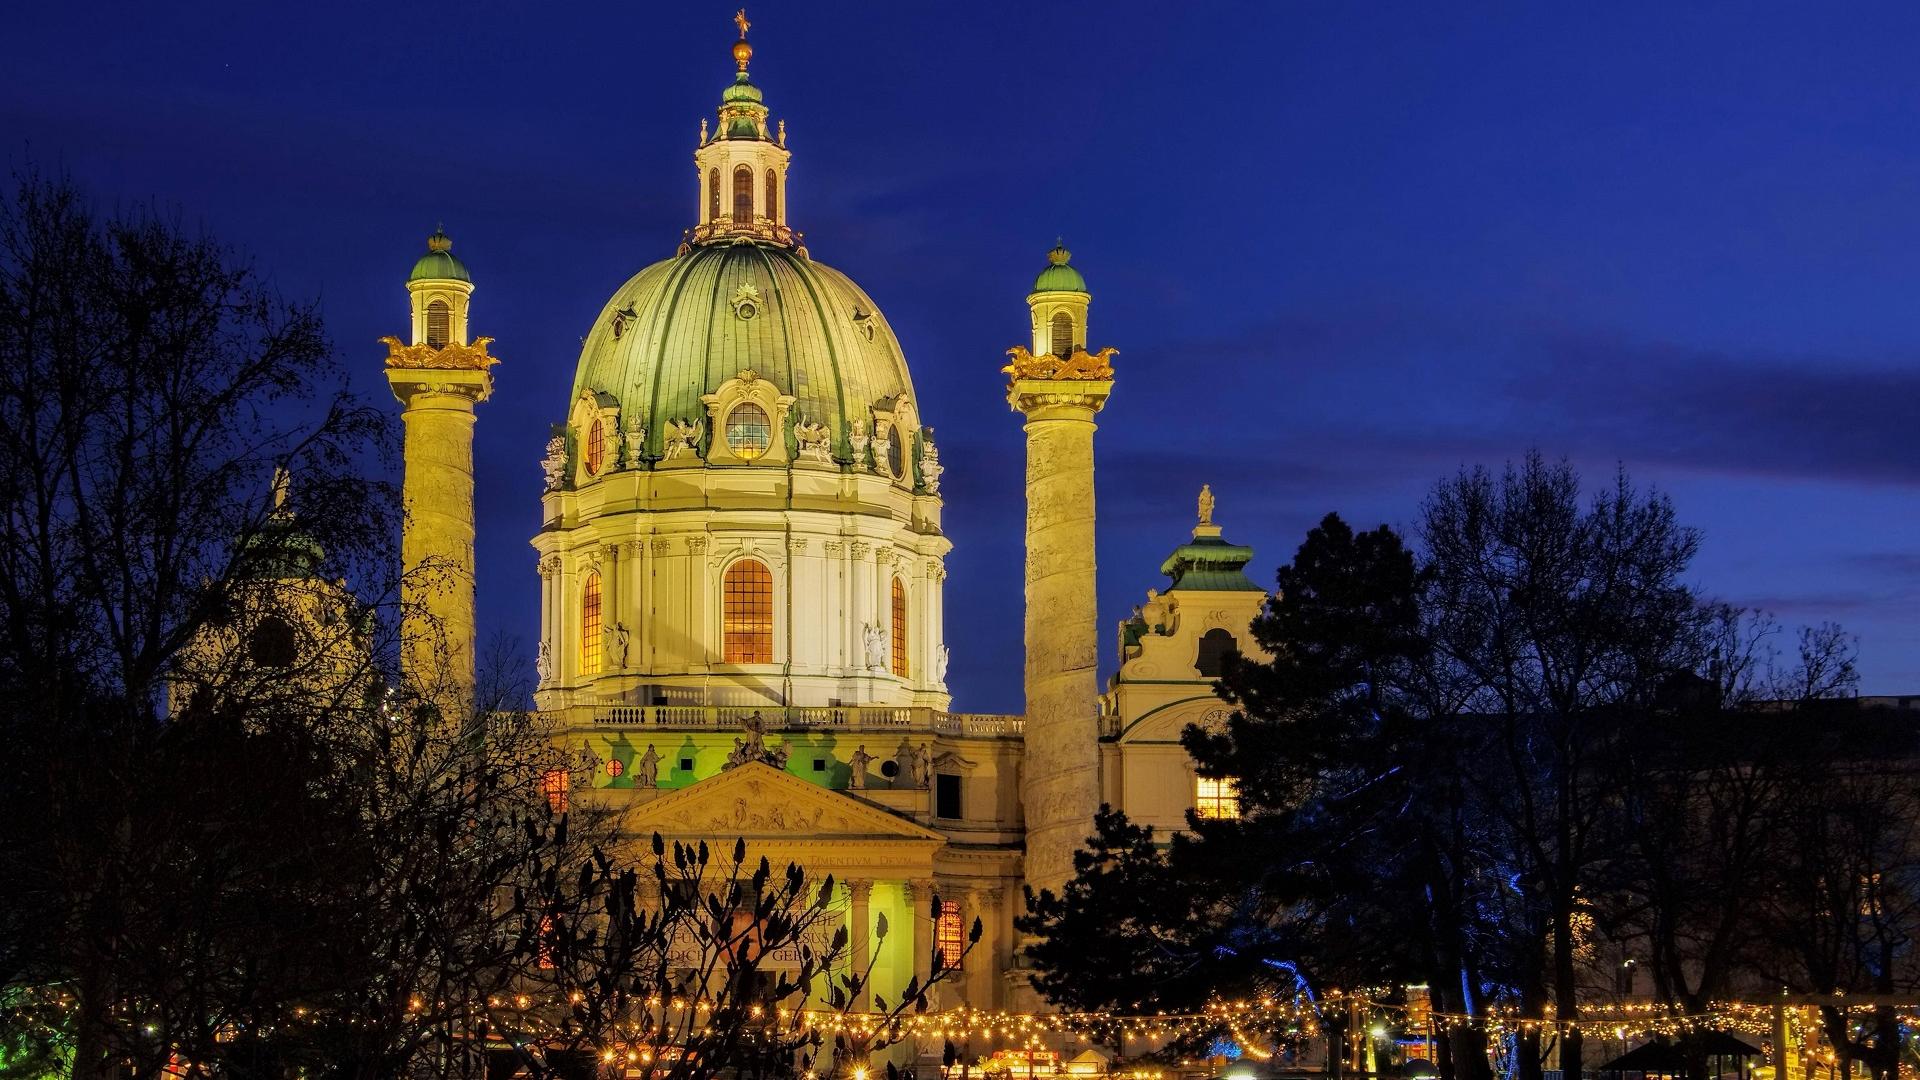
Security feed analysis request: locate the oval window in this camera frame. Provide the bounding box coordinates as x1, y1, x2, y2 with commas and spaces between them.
726, 403, 772, 461
885, 425, 904, 478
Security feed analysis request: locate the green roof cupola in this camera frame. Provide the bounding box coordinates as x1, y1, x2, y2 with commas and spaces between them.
1025, 239, 1092, 358
408, 227, 470, 284
1031, 241, 1088, 295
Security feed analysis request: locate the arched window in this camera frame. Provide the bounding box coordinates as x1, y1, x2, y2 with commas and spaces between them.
723, 559, 773, 663
1049, 311, 1073, 357
581, 573, 603, 676
427, 299, 451, 349
765, 169, 779, 223
585, 418, 605, 475
890, 578, 909, 677
1195, 627, 1237, 678
249, 616, 298, 669
732, 165, 754, 224
708, 168, 721, 221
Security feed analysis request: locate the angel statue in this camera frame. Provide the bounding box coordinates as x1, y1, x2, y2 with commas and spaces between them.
541, 433, 567, 491
1198, 483, 1215, 526
919, 439, 944, 494
663, 417, 704, 461
862, 622, 888, 672
793, 417, 832, 463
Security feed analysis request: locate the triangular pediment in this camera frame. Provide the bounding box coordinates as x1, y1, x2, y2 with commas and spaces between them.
623, 762, 946, 843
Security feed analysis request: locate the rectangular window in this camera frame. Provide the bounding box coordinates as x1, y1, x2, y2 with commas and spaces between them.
935, 773, 962, 819
542, 768, 570, 814
1194, 776, 1239, 820
936, 899, 964, 971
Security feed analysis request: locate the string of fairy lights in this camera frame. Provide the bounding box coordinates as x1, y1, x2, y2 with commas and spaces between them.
9, 985, 1908, 1063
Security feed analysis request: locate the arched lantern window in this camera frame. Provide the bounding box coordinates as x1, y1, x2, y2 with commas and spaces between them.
732, 165, 754, 224
427, 300, 451, 349
1049, 311, 1073, 357
708, 168, 721, 221
765, 169, 779, 223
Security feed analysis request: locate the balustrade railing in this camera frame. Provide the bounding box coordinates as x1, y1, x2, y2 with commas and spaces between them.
581, 703, 1022, 737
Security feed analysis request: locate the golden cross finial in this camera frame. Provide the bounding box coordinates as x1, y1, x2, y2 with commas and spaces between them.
735, 9, 750, 39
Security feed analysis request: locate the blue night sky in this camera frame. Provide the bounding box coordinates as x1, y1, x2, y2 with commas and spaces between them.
7, 2, 1918, 712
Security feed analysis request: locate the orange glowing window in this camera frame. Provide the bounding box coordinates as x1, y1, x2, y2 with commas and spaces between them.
541, 768, 570, 814
581, 573, 602, 675
936, 899, 964, 970
890, 578, 909, 678
585, 418, 605, 475
732, 165, 754, 224
1195, 776, 1240, 820
723, 559, 773, 663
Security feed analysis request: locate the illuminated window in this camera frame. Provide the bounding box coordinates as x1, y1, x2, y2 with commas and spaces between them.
723, 559, 773, 663
890, 577, 909, 677
606, 757, 624, 778
427, 300, 451, 349
733, 165, 754, 224
1195, 628, 1237, 678
585, 418, 605, 475
541, 768, 570, 814
248, 616, 298, 669
580, 573, 602, 675
936, 899, 964, 970
707, 168, 720, 221
884, 424, 903, 477
538, 914, 556, 969
725, 403, 772, 461
1194, 776, 1240, 820
765, 168, 779, 222
1049, 311, 1073, 357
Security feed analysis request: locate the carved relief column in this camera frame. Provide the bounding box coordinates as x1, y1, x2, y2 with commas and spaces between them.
848, 879, 872, 1011
1005, 346, 1115, 899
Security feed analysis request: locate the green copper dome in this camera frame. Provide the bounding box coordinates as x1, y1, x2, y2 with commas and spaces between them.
408, 228, 471, 283
571, 242, 915, 461
1030, 242, 1087, 294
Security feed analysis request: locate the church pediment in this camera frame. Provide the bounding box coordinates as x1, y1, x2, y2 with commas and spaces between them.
623, 762, 946, 843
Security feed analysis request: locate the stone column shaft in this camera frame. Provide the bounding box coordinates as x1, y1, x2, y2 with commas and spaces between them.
1011, 381, 1112, 899
848, 879, 872, 1011
388, 368, 491, 706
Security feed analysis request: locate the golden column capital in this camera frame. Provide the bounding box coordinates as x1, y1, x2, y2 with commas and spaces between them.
1003, 345, 1115, 417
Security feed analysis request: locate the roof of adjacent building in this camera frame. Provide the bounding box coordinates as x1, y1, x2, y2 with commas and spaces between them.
1160, 531, 1262, 592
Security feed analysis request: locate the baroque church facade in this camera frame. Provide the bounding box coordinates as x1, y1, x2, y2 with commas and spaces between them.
379, 20, 1270, 1012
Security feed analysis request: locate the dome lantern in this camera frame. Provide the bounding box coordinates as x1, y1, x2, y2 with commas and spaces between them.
689, 10, 796, 249
1026, 239, 1092, 359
